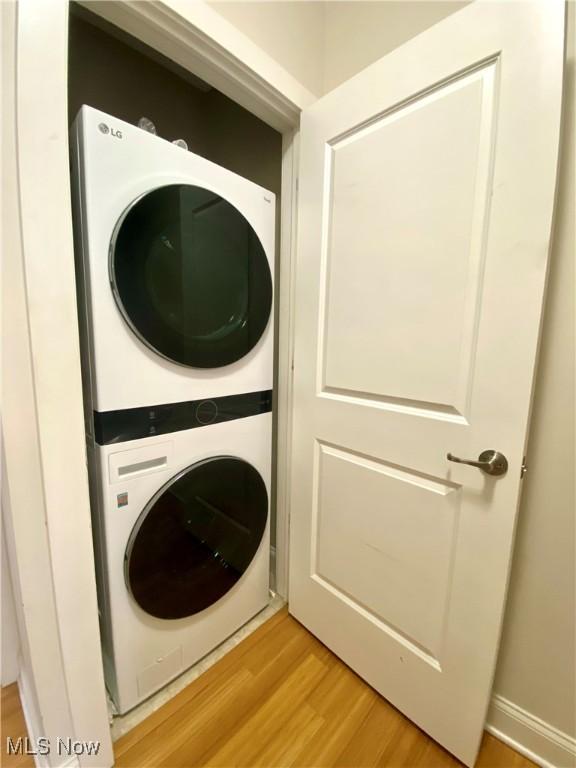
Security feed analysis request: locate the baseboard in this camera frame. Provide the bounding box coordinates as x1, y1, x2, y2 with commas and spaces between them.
487, 694, 576, 768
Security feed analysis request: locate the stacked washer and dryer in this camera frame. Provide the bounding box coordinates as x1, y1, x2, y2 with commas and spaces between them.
71, 106, 275, 714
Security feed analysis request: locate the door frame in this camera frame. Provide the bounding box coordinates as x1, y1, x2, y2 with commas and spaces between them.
4, 1, 304, 765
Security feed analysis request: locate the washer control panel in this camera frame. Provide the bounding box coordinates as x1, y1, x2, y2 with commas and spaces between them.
94, 390, 272, 445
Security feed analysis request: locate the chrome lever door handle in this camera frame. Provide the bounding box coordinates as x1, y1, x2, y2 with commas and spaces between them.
447, 450, 508, 477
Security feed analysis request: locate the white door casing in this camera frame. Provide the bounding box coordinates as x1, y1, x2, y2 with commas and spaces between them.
288, 2, 564, 766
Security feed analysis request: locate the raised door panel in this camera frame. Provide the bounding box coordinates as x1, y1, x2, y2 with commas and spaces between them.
323, 64, 497, 418
313, 443, 460, 663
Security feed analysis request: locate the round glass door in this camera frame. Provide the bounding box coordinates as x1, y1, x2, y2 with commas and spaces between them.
111, 184, 273, 368
125, 457, 268, 619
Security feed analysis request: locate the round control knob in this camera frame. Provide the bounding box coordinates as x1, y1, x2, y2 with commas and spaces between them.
196, 400, 218, 425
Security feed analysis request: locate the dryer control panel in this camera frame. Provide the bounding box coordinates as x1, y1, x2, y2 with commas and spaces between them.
93, 389, 272, 445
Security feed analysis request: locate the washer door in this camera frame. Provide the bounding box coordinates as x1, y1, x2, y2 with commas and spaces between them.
125, 457, 268, 620
111, 184, 273, 368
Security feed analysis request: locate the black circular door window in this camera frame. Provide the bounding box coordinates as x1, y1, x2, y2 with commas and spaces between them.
125, 457, 268, 620
110, 184, 273, 368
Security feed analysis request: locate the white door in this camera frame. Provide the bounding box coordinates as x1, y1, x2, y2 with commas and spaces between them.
288, 2, 564, 765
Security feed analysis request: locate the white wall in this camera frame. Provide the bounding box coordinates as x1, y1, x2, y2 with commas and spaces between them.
323, 1, 469, 92
210, 1, 469, 95
208, 1, 325, 96
490, 0, 576, 747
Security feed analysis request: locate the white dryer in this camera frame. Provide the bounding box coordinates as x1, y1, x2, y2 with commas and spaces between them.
71, 105, 275, 418
88, 409, 271, 714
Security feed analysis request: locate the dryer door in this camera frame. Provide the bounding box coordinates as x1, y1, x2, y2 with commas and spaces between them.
125, 457, 268, 619
111, 184, 273, 368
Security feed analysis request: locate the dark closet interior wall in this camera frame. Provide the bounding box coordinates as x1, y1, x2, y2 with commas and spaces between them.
67, 9, 282, 197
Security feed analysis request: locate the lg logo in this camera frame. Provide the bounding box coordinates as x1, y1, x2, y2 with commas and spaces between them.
98, 122, 122, 139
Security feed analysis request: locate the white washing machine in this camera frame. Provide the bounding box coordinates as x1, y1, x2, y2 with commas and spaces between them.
71, 105, 275, 421
88, 410, 271, 714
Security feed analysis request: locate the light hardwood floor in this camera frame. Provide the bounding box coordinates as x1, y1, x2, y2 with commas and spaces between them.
1, 610, 536, 767
114, 609, 534, 767
1, 684, 34, 768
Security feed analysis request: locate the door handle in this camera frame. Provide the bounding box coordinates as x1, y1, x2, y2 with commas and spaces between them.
447, 450, 508, 477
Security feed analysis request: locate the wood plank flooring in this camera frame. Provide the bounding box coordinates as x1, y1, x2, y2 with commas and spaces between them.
113, 609, 535, 768
1, 684, 35, 768
0, 610, 535, 767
